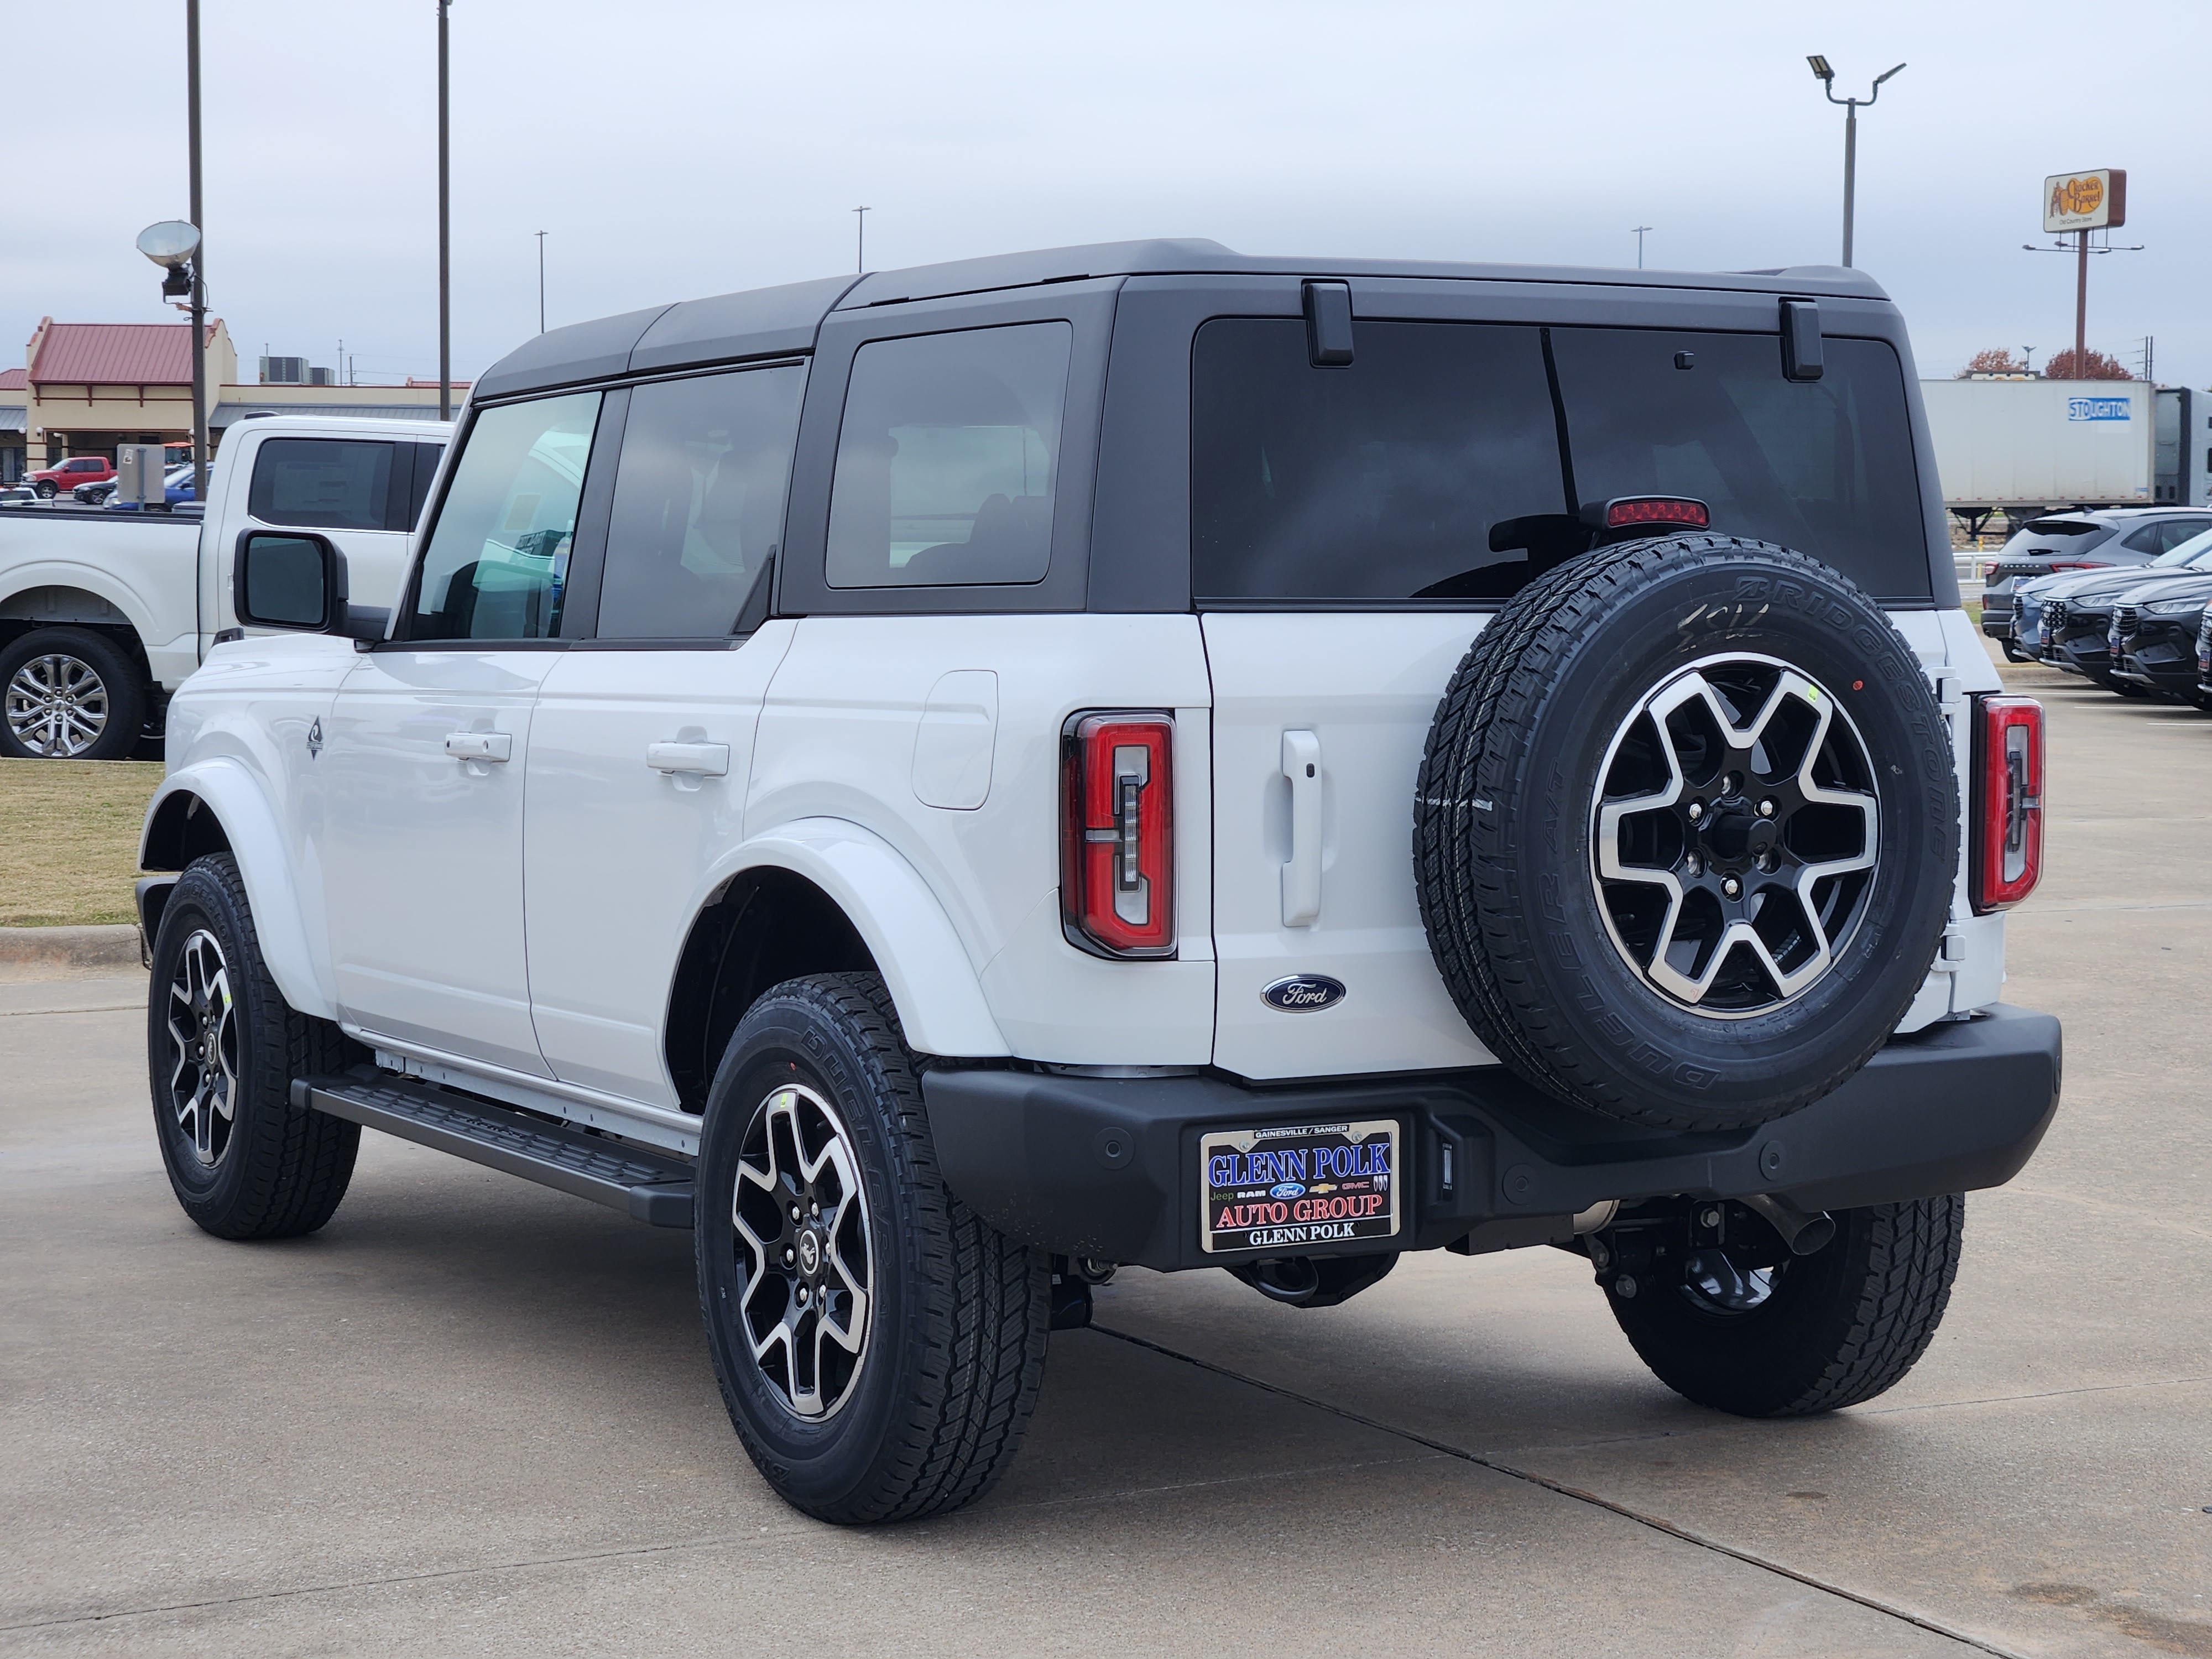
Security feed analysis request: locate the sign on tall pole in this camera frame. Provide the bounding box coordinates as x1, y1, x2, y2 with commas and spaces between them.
2043, 170, 2126, 374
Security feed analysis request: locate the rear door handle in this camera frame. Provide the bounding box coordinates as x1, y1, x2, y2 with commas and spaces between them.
444, 731, 512, 763
646, 741, 731, 778
1281, 729, 1322, 926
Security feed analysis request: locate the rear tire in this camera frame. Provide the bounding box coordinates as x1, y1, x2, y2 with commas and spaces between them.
147, 853, 361, 1239
695, 973, 1050, 1524
1607, 1196, 1963, 1416
0, 627, 145, 760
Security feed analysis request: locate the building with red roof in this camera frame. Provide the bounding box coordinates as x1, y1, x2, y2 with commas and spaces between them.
18, 316, 237, 475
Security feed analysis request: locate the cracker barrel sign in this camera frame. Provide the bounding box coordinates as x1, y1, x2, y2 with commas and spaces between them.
2044, 168, 2126, 233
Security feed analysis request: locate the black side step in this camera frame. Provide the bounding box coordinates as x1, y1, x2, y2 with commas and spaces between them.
293, 1073, 696, 1227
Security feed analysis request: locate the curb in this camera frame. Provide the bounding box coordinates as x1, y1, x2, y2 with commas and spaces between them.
0, 925, 145, 972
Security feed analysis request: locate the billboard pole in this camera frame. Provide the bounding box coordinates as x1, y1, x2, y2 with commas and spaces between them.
2074, 229, 2088, 371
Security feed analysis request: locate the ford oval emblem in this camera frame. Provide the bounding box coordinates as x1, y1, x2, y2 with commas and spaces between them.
1270, 1181, 1307, 1201
1261, 974, 1347, 1013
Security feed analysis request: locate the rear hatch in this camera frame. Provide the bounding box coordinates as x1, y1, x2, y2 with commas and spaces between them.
1195, 303, 1964, 1081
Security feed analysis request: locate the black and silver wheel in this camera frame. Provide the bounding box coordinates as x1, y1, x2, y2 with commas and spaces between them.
0, 627, 145, 760
1606, 1196, 1964, 1417
147, 853, 361, 1239
34, 479, 55, 498
697, 973, 1050, 1525
1415, 536, 1957, 1132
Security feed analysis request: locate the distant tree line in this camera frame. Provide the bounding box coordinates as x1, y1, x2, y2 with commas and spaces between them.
1955, 347, 2131, 379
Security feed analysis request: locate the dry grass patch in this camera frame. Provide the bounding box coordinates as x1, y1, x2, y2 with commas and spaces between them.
0, 759, 163, 926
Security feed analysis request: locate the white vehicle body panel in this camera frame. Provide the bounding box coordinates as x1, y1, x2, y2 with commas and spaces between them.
0, 518, 200, 685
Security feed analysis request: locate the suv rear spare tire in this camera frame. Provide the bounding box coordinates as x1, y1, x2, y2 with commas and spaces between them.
1415, 535, 1957, 1133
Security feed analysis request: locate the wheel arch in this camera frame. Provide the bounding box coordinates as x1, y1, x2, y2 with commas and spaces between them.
664, 818, 1010, 1110
140, 760, 336, 1020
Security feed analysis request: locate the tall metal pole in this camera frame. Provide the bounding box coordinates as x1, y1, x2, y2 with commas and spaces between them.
536, 231, 546, 333
186, 0, 208, 503
854, 206, 869, 273
1632, 226, 1651, 269
437, 0, 451, 420
1840, 99, 1858, 268
2073, 229, 2088, 375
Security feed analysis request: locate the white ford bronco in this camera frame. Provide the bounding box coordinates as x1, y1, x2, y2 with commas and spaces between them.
137, 242, 2060, 1525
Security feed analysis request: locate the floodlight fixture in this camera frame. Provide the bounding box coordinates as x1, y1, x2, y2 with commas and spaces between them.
135, 220, 201, 269
1807, 55, 1833, 81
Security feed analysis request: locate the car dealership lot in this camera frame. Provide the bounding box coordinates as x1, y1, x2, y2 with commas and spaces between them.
2, 645, 2207, 1658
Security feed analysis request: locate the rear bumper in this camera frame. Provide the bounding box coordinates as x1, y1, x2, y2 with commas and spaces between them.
922, 1005, 2062, 1272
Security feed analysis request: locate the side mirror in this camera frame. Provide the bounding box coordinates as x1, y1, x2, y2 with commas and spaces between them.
234, 529, 354, 633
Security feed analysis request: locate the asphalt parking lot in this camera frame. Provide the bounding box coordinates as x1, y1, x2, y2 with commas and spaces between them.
3, 642, 2208, 1658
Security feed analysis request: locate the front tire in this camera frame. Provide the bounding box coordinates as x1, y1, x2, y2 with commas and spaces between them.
1606, 1196, 1963, 1417
147, 854, 361, 1239
696, 973, 1050, 1524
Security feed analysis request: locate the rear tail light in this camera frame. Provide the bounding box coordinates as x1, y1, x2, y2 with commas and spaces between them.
1971, 696, 2044, 912
2045, 561, 2107, 572
1061, 712, 1175, 958
1592, 495, 1710, 531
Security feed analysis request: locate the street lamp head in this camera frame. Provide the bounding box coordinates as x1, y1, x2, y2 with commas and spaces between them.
135, 220, 200, 270
1874, 61, 1906, 87
1807, 54, 1834, 81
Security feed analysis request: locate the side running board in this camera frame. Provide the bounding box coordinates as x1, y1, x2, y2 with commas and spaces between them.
292, 1073, 696, 1227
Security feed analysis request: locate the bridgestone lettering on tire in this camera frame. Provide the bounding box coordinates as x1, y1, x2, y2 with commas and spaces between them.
695, 973, 1050, 1524
1413, 536, 1958, 1132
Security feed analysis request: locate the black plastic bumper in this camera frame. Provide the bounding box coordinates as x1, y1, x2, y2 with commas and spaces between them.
922, 1005, 2061, 1272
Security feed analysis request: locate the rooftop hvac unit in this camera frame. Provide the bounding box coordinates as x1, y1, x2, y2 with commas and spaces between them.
308, 366, 335, 385
259, 355, 305, 384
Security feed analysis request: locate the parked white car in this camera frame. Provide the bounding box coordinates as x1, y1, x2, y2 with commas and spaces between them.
138, 243, 2061, 1526
0, 415, 447, 757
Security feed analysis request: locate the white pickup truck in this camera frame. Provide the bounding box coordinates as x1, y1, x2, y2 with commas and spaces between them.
0, 415, 447, 758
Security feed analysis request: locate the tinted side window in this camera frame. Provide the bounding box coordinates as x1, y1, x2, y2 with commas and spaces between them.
403, 442, 445, 529
406, 393, 600, 641
826, 322, 1071, 588
598, 365, 804, 637
1192, 320, 1564, 600
248, 439, 397, 531
1548, 330, 1930, 601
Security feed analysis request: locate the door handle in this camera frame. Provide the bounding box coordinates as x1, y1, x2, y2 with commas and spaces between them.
1281, 729, 1322, 927
444, 731, 512, 763
646, 740, 731, 778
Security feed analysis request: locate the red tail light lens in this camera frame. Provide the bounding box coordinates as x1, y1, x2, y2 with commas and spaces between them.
1972, 696, 2044, 912
2044, 561, 2106, 572
1602, 495, 1710, 530
1061, 712, 1175, 958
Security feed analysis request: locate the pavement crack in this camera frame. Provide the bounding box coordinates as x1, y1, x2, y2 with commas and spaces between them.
1089, 1323, 2028, 1659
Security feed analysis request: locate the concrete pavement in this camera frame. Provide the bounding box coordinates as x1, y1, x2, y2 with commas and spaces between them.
2, 646, 2208, 1657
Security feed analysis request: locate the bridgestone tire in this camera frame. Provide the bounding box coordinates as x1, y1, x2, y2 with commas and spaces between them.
696, 973, 1050, 1525
1608, 1196, 1964, 1416
1415, 536, 1957, 1132
0, 627, 145, 760
147, 853, 362, 1239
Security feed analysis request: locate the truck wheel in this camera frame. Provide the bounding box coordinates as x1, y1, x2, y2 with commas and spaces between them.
146, 853, 361, 1239
34, 481, 55, 498
1414, 536, 1957, 1132
1606, 1196, 1963, 1416
0, 627, 145, 760
695, 973, 1050, 1524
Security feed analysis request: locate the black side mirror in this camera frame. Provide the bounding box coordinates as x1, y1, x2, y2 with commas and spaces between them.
234, 529, 351, 632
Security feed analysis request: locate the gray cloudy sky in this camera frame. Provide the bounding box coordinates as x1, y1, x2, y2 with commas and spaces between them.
8, 0, 2206, 389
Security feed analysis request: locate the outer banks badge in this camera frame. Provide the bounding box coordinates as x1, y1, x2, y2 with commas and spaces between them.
1199, 1119, 1400, 1254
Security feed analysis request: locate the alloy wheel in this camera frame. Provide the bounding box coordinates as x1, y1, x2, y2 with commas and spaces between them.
730, 1082, 873, 1420
164, 929, 238, 1167
1592, 653, 1880, 1018
6, 651, 110, 757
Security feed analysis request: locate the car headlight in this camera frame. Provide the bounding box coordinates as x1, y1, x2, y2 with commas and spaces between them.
2143, 597, 2206, 617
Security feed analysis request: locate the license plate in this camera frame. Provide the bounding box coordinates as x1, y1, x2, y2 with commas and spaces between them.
1199, 1119, 1400, 1255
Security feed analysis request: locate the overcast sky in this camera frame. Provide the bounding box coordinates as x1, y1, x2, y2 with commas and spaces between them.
6, 0, 2205, 392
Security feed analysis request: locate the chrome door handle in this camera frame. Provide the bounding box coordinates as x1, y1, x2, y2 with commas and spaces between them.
646, 740, 731, 777
1281, 729, 1322, 927
444, 731, 512, 763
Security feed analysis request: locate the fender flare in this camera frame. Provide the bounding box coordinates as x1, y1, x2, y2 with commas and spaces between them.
0, 564, 168, 654
728, 817, 1009, 1058
139, 759, 335, 1021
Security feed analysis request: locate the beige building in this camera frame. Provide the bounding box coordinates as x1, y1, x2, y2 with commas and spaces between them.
9, 317, 465, 478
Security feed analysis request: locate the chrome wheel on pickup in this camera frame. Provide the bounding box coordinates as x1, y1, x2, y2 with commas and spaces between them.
731, 1082, 873, 1420
1592, 654, 1880, 1018
6, 649, 111, 757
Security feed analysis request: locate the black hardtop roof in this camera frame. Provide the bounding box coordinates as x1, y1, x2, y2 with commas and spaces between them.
473, 239, 1891, 403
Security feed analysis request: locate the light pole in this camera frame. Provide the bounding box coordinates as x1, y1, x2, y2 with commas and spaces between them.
854, 206, 870, 273
437, 0, 451, 420
536, 231, 547, 333
1807, 56, 1904, 268
1631, 226, 1652, 269
185, 0, 207, 503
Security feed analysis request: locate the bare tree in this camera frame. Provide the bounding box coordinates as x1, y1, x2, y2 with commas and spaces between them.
2041, 347, 2132, 381
1956, 348, 2026, 377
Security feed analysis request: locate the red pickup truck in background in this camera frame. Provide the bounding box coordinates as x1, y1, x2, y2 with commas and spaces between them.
26, 457, 116, 498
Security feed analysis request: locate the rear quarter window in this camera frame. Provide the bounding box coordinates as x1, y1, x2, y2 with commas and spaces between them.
248, 438, 397, 531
